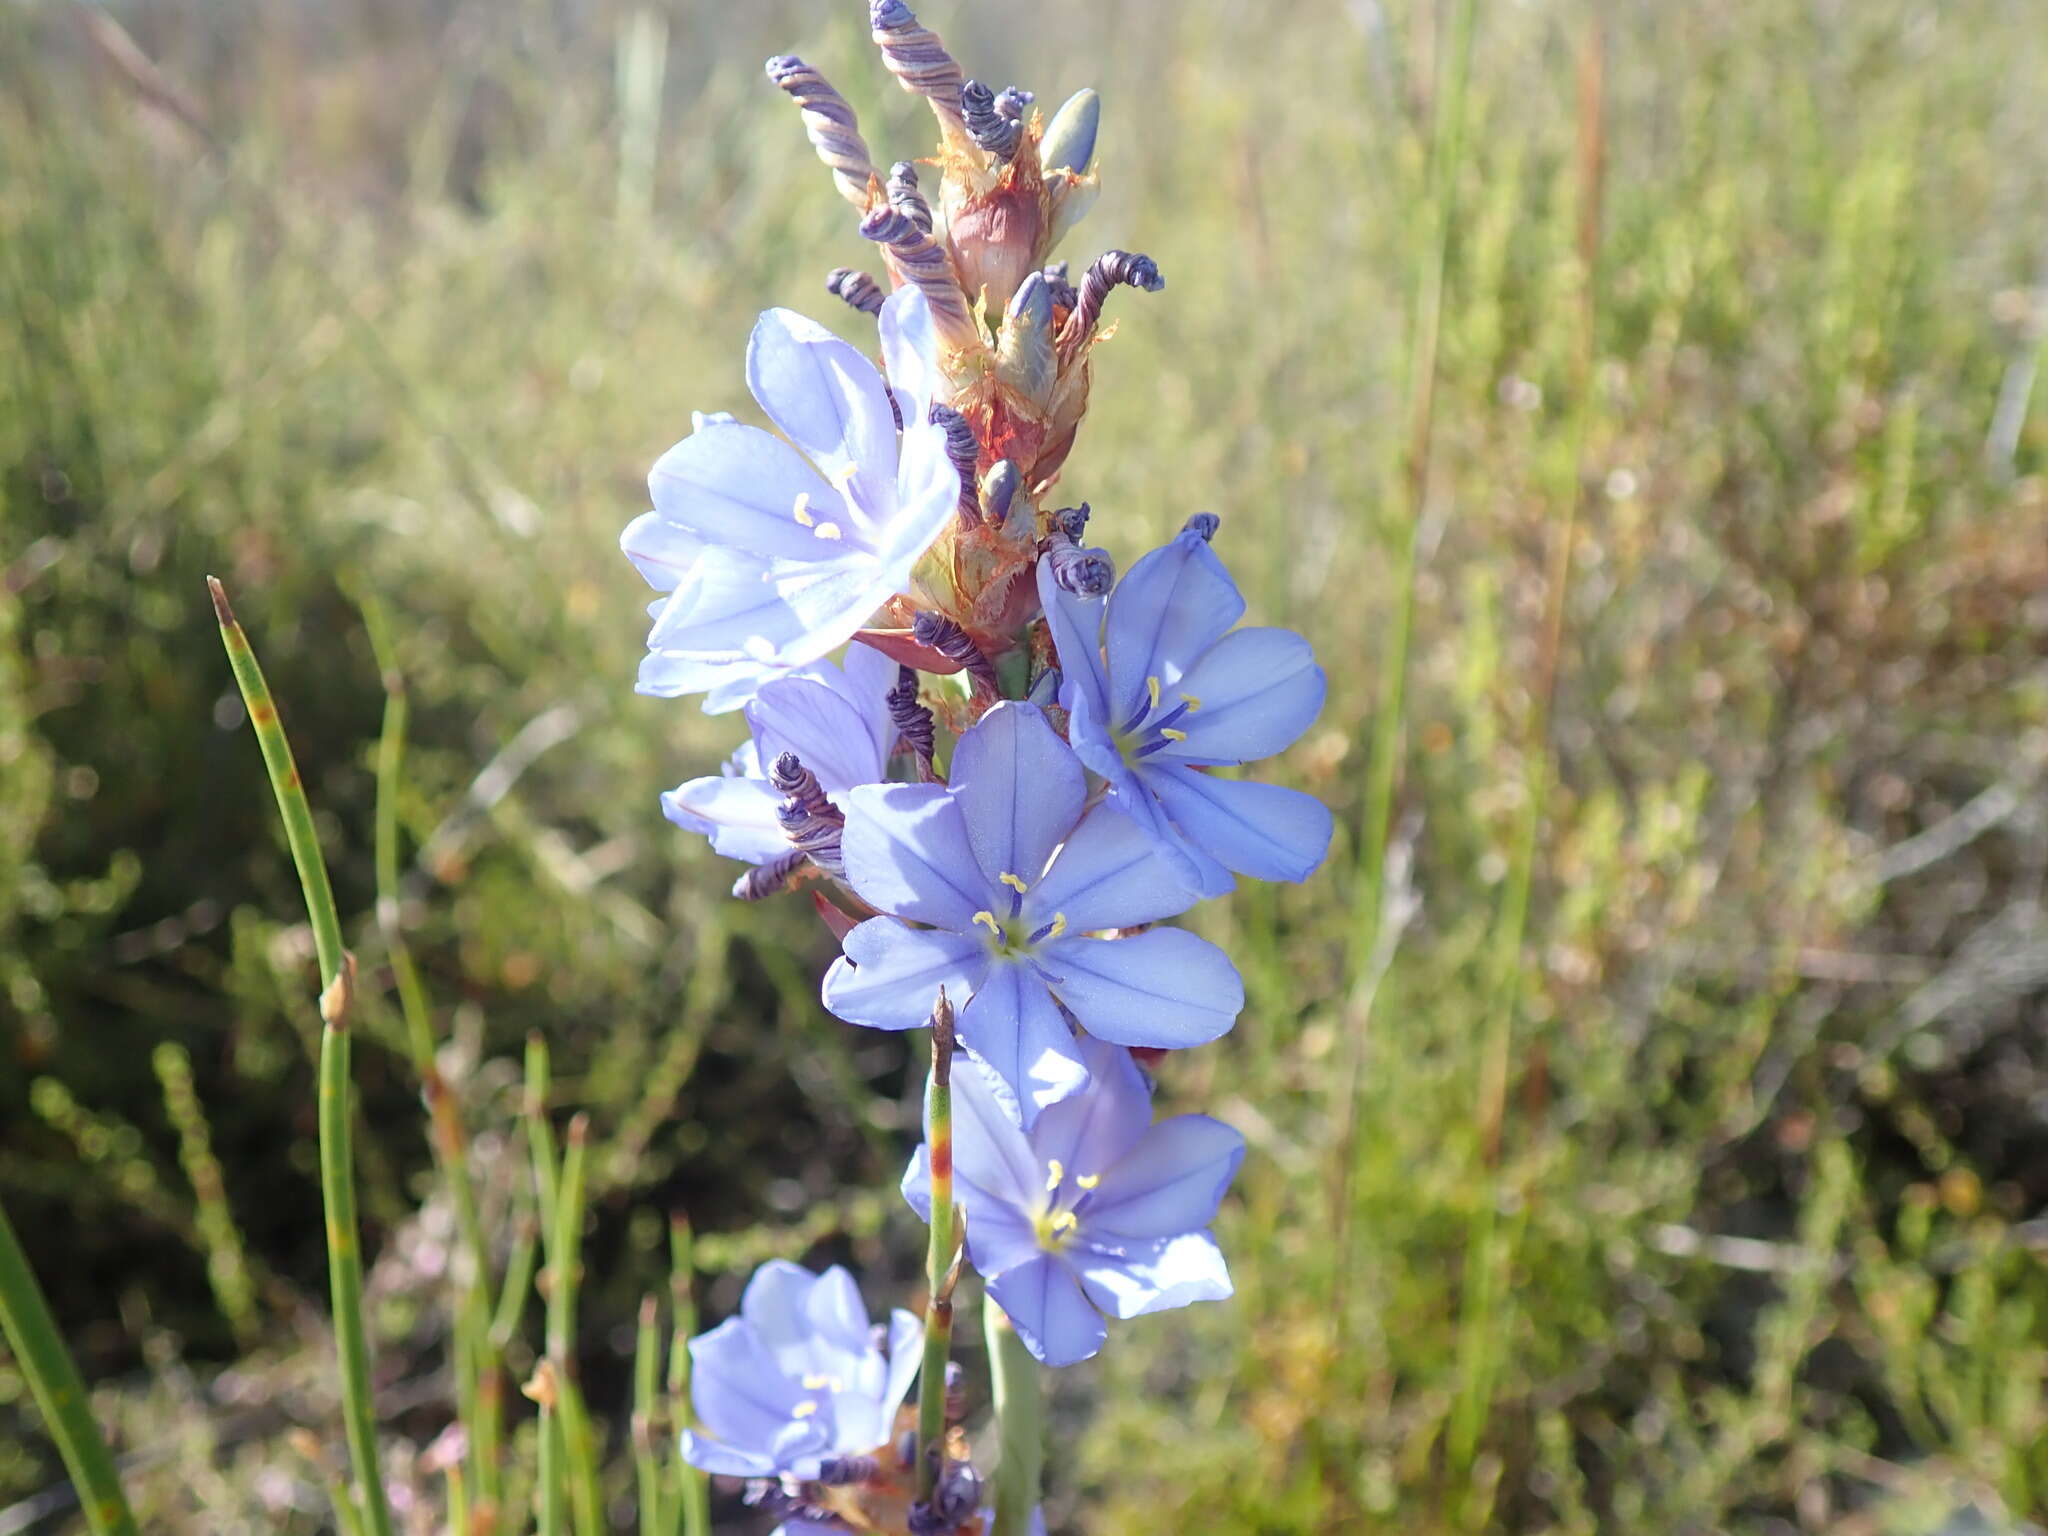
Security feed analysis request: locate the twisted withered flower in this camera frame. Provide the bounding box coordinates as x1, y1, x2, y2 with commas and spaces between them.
1038, 521, 1334, 897
681, 1260, 922, 1483
625, 289, 958, 712
904, 1037, 1243, 1367
822, 702, 1243, 1124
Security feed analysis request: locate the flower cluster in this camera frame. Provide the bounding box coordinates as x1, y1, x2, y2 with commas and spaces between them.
628, 7, 1329, 1532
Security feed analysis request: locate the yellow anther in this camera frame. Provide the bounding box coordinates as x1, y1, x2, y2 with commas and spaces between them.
1146, 675, 1162, 710
1048, 1210, 1078, 1235
999, 871, 1029, 894
1159, 727, 1188, 743
793, 1401, 819, 1419
1180, 693, 1203, 711
1076, 1173, 1101, 1190
1045, 1159, 1066, 1191
801, 1373, 843, 1392
792, 493, 815, 527
973, 911, 1002, 937
813, 521, 844, 540
1044, 913, 1068, 941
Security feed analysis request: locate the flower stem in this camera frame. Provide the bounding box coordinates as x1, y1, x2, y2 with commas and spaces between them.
0, 1198, 140, 1536
915, 990, 958, 1502
210, 576, 394, 1536
984, 1299, 1041, 1536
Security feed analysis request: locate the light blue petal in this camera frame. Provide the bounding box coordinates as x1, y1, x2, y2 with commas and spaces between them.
838, 639, 902, 767
1028, 1036, 1152, 1183
1074, 1231, 1232, 1320
944, 1050, 1048, 1211
951, 703, 1086, 895
878, 287, 940, 421
804, 1266, 873, 1356
621, 509, 702, 592
1083, 1115, 1244, 1242
822, 919, 987, 1033
1103, 532, 1244, 730
1024, 800, 1200, 932
838, 783, 994, 928
678, 1428, 776, 1478
1167, 627, 1326, 764
1039, 929, 1242, 1049
1143, 766, 1333, 884
877, 419, 961, 571
959, 958, 1090, 1128
739, 1260, 820, 1365
648, 420, 847, 561
688, 1315, 803, 1451
989, 1255, 1106, 1367
883, 1307, 924, 1422
660, 775, 788, 864
905, 1149, 1046, 1280
1036, 557, 1109, 728
747, 308, 898, 538
637, 647, 766, 702
746, 673, 887, 792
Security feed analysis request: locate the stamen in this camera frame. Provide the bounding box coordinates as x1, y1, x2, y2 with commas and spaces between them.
1044, 913, 1068, 941
1181, 693, 1203, 711
1159, 726, 1187, 742
1076, 1173, 1101, 1190
800, 1373, 844, 1391
1048, 1211, 1078, 1236
999, 872, 1029, 894
792, 493, 815, 526
792, 1400, 819, 1419
1146, 676, 1161, 711
1045, 1159, 1065, 1191
973, 911, 1001, 937
813, 522, 843, 540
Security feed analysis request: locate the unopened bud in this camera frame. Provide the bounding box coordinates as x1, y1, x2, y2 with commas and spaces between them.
1040, 87, 1100, 175
1182, 511, 1220, 542
980, 460, 1022, 526
996, 271, 1057, 409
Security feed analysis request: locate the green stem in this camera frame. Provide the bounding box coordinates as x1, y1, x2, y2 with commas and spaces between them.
984, 1299, 1042, 1536
633, 1295, 668, 1535
0, 1198, 141, 1536
916, 992, 959, 1502
666, 1217, 710, 1536
210, 577, 393, 1536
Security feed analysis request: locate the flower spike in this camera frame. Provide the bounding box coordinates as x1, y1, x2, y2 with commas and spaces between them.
765, 54, 877, 210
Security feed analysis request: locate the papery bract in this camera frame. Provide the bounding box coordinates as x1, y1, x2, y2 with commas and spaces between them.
904, 1036, 1242, 1367
821, 702, 1243, 1125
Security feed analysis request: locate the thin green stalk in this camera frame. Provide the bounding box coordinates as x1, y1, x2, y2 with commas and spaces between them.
916, 992, 959, 1503
151, 1040, 259, 1345
524, 1040, 566, 1536
210, 577, 394, 1536
665, 1217, 710, 1536
1447, 16, 1605, 1486
0, 1198, 141, 1536
1328, 0, 1483, 1273
633, 1295, 668, 1534
551, 1118, 604, 1536
360, 591, 501, 1522
984, 1299, 1041, 1536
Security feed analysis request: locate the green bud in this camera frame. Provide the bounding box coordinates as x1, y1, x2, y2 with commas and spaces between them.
995, 272, 1057, 409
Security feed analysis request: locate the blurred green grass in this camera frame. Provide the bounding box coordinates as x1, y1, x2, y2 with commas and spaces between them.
4, 0, 2048, 1530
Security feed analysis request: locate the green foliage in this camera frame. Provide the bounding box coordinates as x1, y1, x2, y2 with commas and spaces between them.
3, 0, 2048, 1531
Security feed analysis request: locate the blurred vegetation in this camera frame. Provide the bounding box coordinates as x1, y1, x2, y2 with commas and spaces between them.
3, 0, 2048, 1530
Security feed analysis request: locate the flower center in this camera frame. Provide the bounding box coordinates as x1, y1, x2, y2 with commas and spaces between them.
1030, 1159, 1102, 1253
970, 871, 1066, 955
1112, 673, 1201, 765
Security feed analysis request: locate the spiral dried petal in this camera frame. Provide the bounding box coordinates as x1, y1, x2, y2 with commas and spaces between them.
826, 266, 886, 317
911, 612, 999, 697
869, 0, 967, 137
1059, 249, 1167, 358
765, 54, 877, 210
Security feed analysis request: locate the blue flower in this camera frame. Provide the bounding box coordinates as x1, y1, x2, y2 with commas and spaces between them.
1037, 523, 1334, 897
661, 641, 897, 865
821, 701, 1243, 1125
624, 288, 959, 713
904, 1036, 1243, 1367
679, 1260, 922, 1483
